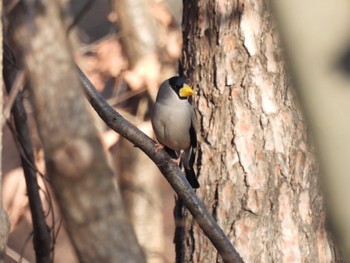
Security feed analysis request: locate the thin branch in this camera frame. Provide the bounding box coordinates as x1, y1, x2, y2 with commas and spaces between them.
6, 121, 50, 184
107, 87, 146, 107
6, 119, 58, 260
77, 65, 244, 263
6, 246, 31, 263
3, 44, 52, 263
2, 70, 24, 128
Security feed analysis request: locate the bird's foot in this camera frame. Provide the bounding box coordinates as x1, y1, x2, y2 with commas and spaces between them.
172, 158, 181, 165
154, 143, 164, 152
172, 152, 183, 165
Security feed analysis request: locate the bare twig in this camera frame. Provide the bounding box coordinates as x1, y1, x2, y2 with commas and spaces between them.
2, 70, 24, 127
107, 87, 146, 107
3, 44, 52, 263
77, 65, 244, 263
6, 246, 31, 263
6, 119, 58, 260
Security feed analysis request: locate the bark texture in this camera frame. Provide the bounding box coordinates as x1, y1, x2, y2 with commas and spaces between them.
178, 0, 336, 262
8, 1, 145, 262
269, 0, 350, 260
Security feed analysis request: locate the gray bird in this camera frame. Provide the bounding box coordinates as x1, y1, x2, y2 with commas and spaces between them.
151, 76, 199, 188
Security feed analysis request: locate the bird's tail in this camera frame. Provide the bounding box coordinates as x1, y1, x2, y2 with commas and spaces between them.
184, 167, 200, 189
182, 148, 199, 188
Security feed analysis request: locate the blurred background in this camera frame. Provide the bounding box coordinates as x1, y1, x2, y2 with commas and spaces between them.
2, 0, 183, 262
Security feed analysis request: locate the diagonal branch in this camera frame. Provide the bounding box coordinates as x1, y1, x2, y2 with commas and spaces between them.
77, 65, 244, 263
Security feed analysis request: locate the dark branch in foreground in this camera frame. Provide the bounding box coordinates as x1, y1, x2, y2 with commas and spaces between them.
77, 65, 244, 263
3, 44, 52, 263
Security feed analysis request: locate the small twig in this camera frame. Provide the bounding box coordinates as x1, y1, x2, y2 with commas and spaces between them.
5, 121, 49, 183
6, 246, 31, 263
5, 107, 54, 263
2, 70, 25, 127
107, 87, 146, 107
6, 120, 59, 255
77, 65, 244, 263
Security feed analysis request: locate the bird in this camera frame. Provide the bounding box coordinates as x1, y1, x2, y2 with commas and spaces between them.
151, 76, 200, 189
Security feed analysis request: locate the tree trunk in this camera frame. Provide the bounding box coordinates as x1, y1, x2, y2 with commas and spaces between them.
113, 122, 165, 263
268, 0, 350, 260
8, 1, 145, 262
112, 0, 157, 67
177, 0, 337, 262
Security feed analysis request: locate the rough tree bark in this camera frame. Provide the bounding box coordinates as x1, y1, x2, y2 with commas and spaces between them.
177, 0, 337, 262
8, 1, 145, 262
268, 0, 350, 260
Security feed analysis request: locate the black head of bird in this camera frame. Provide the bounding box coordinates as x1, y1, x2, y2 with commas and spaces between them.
168, 76, 194, 99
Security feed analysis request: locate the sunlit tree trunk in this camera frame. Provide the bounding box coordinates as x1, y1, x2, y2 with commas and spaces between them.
177, 0, 338, 262
113, 123, 164, 263
111, 1, 164, 261
8, 1, 145, 262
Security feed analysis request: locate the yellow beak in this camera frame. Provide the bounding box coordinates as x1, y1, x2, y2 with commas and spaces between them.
179, 84, 194, 97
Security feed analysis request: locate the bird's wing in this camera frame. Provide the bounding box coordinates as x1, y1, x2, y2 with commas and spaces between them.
183, 108, 199, 188
188, 107, 197, 166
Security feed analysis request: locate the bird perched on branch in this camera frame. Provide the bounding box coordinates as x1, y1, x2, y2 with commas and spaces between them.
151, 76, 200, 189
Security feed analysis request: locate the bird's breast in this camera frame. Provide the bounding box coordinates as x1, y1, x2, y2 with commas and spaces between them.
151, 101, 192, 151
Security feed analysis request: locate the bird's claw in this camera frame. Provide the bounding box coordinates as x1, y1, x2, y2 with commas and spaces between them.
172, 152, 182, 165
154, 143, 164, 152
